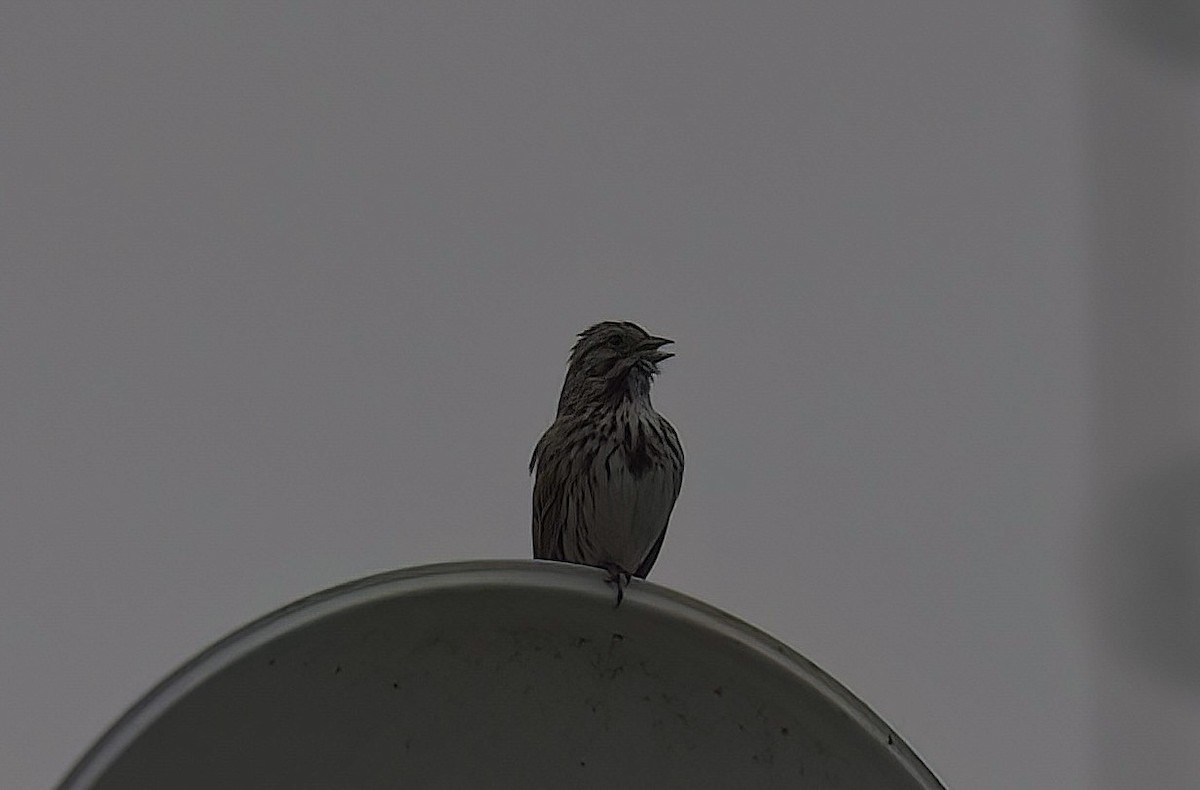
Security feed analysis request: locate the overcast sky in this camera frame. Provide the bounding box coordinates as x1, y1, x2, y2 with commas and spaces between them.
3, 3, 1198, 788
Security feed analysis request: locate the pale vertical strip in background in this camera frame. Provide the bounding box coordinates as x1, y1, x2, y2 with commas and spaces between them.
1086, 2, 1200, 786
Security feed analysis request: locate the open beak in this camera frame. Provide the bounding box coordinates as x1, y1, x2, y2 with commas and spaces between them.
638, 335, 674, 363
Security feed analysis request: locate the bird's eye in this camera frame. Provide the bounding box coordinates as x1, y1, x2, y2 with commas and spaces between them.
607, 335, 624, 348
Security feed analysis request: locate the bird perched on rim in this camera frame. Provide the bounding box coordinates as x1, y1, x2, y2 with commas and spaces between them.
531, 321, 684, 605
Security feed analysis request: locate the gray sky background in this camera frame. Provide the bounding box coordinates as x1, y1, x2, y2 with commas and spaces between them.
2, 3, 1196, 788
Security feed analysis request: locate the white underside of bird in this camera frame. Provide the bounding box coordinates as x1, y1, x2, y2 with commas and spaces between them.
533, 399, 682, 578
560, 412, 677, 573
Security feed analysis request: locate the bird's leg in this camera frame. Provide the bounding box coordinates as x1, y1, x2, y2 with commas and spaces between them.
601, 562, 631, 607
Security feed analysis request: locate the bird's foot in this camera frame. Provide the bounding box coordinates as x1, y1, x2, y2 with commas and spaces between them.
601, 563, 633, 608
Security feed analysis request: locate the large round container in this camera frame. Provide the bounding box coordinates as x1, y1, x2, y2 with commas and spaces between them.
60, 560, 944, 789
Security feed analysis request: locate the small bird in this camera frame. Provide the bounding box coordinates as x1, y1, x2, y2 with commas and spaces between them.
531, 321, 684, 605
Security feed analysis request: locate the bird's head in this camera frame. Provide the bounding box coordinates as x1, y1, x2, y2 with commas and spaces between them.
558, 321, 673, 412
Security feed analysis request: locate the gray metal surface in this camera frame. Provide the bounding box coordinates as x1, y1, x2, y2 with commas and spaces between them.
60, 560, 944, 789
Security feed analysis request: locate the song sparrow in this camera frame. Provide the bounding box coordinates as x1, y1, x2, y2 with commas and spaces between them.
531, 321, 684, 605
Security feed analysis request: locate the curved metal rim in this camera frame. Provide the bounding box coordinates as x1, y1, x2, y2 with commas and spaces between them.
59, 559, 945, 789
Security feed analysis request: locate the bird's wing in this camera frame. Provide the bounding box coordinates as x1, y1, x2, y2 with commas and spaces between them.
632, 524, 667, 580
632, 422, 684, 579
531, 433, 566, 560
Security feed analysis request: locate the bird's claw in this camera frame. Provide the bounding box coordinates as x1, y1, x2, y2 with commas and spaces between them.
602, 563, 632, 608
